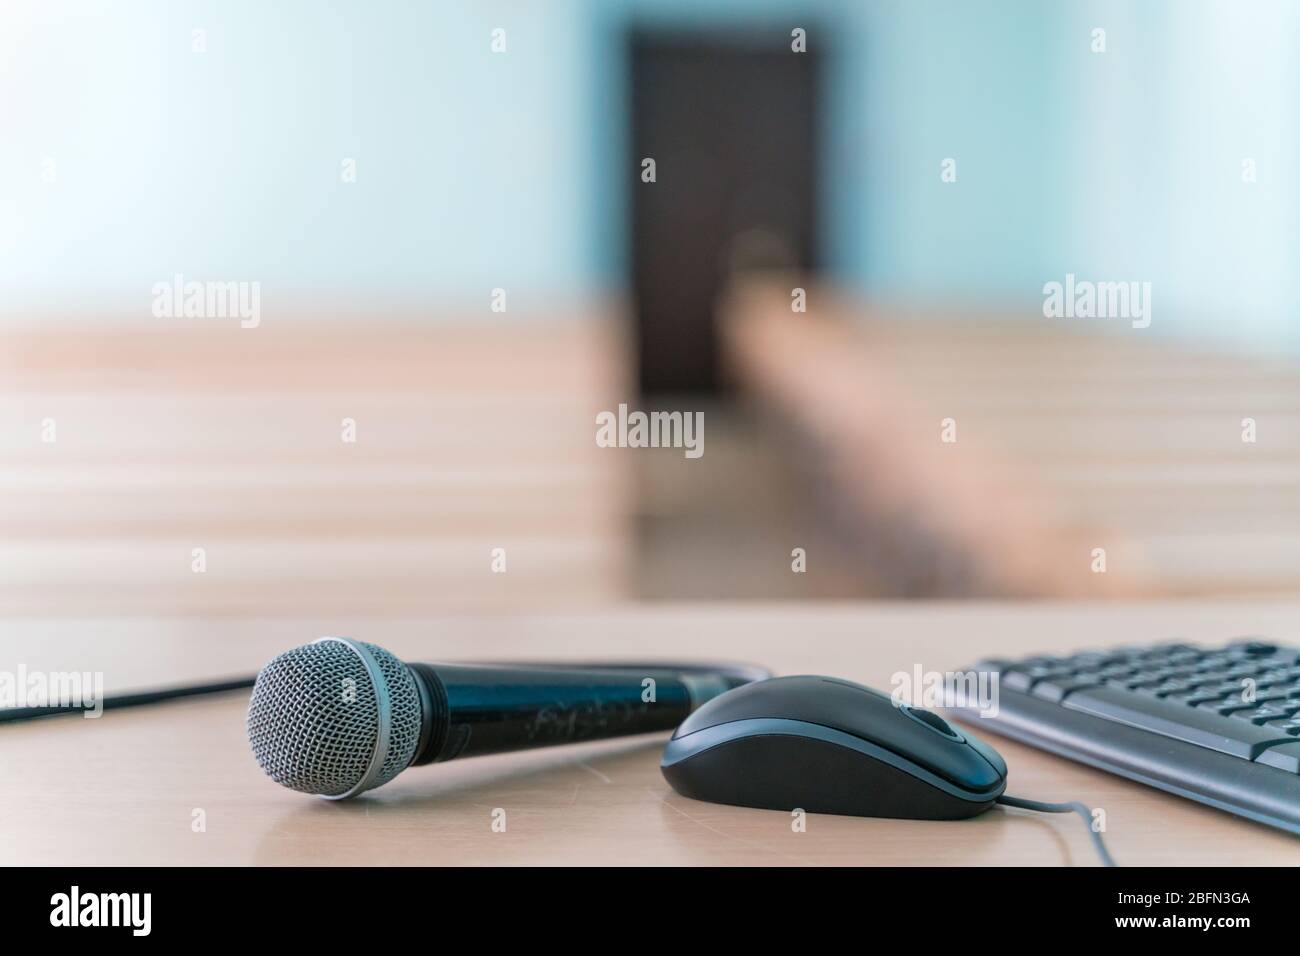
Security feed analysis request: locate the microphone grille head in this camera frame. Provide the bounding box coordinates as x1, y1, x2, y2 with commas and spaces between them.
246, 638, 422, 799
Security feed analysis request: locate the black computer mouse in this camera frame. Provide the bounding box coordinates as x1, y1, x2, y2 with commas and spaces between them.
661, 675, 1008, 819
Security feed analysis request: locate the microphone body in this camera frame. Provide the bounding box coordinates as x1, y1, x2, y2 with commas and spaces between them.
246, 637, 764, 800
409, 662, 708, 765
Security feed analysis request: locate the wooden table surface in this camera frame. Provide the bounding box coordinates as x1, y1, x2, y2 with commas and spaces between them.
6, 601, 1300, 866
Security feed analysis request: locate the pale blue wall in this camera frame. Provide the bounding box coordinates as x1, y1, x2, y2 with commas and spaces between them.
4, 0, 1297, 352
1, 0, 593, 312
1049, 0, 1300, 353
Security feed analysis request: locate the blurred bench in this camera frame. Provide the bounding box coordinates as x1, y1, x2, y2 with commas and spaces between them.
0, 313, 631, 614
722, 281, 1300, 598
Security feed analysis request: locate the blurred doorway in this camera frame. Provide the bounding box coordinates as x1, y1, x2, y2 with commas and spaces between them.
629, 31, 821, 396
625, 30, 858, 602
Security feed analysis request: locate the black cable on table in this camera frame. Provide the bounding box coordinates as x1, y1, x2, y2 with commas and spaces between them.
0, 676, 256, 723
997, 793, 1118, 867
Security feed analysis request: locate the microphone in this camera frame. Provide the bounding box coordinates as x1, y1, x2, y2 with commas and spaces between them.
246, 637, 769, 799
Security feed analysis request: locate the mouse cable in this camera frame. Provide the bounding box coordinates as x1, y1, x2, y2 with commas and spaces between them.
996, 794, 1118, 867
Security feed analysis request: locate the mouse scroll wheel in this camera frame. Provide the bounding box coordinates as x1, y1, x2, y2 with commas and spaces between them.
904, 705, 960, 738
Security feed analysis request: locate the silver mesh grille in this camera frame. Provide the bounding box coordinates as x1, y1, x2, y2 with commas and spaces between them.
246, 640, 422, 797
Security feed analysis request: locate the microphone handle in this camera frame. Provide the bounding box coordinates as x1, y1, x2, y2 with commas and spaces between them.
409, 663, 718, 766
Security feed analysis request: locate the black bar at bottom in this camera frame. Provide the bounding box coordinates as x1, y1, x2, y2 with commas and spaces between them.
4, 866, 1278, 940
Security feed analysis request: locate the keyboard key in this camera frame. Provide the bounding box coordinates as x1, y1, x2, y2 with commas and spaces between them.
1125, 668, 1180, 688
1225, 665, 1264, 681
1164, 688, 1230, 706
1065, 651, 1108, 667
1030, 677, 1103, 703
1231, 704, 1299, 725
1099, 669, 1138, 685
1230, 640, 1279, 657
1139, 642, 1197, 658
1193, 656, 1233, 672
1197, 697, 1259, 716
1001, 670, 1034, 692
1247, 690, 1291, 704
1144, 679, 1199, 698
1063, 685, 1297, 759
1003, 664, 1080, 694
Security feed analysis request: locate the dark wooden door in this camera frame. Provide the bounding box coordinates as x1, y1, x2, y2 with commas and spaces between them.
630, 32, 821, 396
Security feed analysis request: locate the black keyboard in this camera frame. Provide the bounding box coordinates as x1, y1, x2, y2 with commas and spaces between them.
949, 638, 1300, 834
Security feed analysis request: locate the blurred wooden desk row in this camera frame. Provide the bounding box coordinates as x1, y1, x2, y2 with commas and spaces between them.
11, 293, 1300, 611
724, 283, 1300, 598
4, 602, 1300, 866
0, 316, 633, 614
